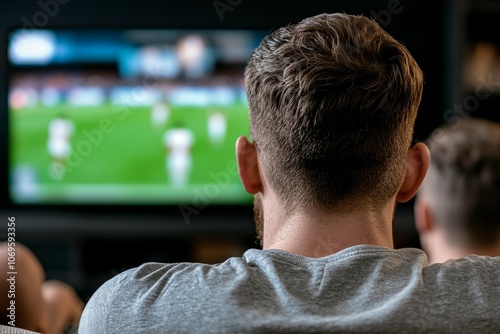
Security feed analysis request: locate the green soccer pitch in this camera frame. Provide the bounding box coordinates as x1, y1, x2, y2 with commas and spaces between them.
9, 102, 253, 204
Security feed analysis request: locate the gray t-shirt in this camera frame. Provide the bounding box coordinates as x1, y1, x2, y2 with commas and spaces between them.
79, 245, 500, 333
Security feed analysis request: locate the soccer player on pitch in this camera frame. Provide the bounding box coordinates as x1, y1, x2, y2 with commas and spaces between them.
47, 113, 74, 180
163, 125, 195, 187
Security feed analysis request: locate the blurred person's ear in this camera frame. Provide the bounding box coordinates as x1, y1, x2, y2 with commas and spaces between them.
396, 142, 430, 203
236, 136, 262, 194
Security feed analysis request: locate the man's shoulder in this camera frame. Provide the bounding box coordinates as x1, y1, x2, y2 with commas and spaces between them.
94, 255, 255, 295
79, 258, 250, 332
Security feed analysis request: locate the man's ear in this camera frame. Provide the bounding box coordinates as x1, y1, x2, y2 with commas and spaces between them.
236, 136, 262, 194
396, 142, 430, 203
414, 197, 435, 233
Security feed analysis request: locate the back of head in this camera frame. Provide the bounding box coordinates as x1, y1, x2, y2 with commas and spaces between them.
245, 13, 423, 212
420, 118, 500, 248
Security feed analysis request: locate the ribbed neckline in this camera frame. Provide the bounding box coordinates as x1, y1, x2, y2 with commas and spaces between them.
243, 245, 425, 267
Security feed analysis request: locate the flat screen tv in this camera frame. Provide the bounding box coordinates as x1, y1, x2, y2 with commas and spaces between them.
7, 28, 266, 207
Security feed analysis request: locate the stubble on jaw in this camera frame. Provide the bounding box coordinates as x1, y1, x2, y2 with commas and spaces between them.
253, 193, 264, 247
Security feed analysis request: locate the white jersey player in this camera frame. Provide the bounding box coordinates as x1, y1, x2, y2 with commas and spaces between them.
207, 111, 227, 146
163, 128, 194, 187
48, 117, 74, 162
151, 102, 170, 129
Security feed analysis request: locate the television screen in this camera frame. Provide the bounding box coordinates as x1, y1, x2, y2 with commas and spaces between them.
8, 28, 266, 205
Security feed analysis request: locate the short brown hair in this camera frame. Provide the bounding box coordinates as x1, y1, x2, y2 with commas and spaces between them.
420, 118, 500, 248
245, 13, 423, 211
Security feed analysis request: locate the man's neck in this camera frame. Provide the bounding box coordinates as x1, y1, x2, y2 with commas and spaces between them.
262, 200, 396, 258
